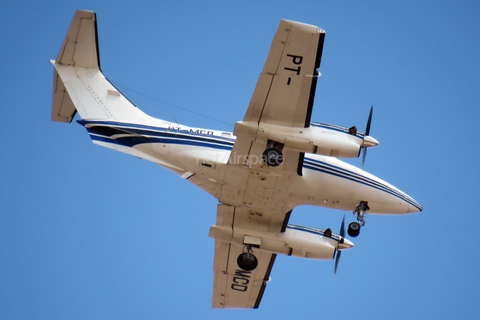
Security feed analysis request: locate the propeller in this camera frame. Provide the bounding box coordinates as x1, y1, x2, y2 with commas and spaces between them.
334, 215, 346, 278
361, 106, 375, 168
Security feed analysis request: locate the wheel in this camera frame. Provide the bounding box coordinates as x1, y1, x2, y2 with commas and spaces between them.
262, 148, 284, 167
237, 253, 258, 271
348, 222, 361, 237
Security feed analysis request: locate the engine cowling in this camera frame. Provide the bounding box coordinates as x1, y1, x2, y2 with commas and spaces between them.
233, 121, 378, 159
209, 224, 354, 260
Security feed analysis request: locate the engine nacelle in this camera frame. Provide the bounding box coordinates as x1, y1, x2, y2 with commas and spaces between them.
209, 224, 353, 260
308, 123, 362, 158
233, 121, 378, 158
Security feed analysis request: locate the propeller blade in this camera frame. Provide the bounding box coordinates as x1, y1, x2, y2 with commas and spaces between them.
334, 251, 341, 278
339, 215, 345, 238
365, 106, 373, 136
361, 106, 373, 169
334, 215, 346, 278
362, 148, 367, 169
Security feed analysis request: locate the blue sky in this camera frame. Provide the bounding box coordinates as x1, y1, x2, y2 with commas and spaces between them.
1, 0, 479, 319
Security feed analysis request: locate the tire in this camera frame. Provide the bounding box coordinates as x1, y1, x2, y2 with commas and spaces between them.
348, 222, 361, 237
262, 148, 284, 167
237, 253, 258, 271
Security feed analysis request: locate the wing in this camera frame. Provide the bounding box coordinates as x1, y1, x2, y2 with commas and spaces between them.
212, 241, 276, 309
230, 20, 325, 172
244, 19, 325, 128
210, 204, 284, 309
211, 19, 324, 308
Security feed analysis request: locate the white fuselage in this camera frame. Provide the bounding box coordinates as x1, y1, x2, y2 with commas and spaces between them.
80, 119, 422, 217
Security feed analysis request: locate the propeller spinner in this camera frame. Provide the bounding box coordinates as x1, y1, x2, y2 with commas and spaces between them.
361, 106, 379, 168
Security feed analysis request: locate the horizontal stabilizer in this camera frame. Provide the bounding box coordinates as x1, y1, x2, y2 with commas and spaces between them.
51, 10, 99, 123
56, 10, 100, 69
51, 10, 149, 124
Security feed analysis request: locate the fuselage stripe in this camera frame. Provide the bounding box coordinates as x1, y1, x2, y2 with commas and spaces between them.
82, 121, 421, 210
303, 160, 421, 210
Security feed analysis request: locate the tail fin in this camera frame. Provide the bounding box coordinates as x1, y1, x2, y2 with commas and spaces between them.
51, 10, 147, 123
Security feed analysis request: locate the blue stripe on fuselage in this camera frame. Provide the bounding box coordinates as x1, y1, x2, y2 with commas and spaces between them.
80, 120, 235, 150
81, 121, 421, 210
303, 158, 422, 210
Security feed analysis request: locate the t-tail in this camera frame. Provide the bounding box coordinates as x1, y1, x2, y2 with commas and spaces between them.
50, 10, 153, 125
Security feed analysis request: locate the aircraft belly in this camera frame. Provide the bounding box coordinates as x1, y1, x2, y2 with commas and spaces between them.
124, 141, 417, 215
218, 165, 250, 206
153, 145, 230, 198
217, 165, 297, 214
132, 143, 184, 171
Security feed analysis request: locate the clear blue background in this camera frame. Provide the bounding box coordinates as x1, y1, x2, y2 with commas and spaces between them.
1, 0, 479, 319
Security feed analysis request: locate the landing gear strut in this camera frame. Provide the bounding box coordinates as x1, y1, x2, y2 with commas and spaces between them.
237, 244, 258, 271
348, 201, 369, 237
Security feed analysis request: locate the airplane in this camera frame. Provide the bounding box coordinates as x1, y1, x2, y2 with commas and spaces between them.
50, 10, 422, 309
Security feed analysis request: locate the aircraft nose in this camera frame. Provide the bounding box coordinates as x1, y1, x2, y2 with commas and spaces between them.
395, 188, 422, 214
407, 201, 423, 213
338, 238, 354, 250
403, 194, 423, 213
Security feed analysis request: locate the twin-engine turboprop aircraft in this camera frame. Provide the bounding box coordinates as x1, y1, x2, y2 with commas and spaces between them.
50, 10, 422, 309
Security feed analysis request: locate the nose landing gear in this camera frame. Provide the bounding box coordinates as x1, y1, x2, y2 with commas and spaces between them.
348, 201, 369, 237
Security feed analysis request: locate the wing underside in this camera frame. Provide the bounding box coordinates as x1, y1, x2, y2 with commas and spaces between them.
212, 19, 326, 308
243, 19, 325, 128
230, 20, 325, 171
210, 204, 291, 308
212, 241, 276, 309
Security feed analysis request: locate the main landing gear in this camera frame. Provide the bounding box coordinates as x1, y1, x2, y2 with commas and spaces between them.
262, 141, 284, 167
348, 201, 369, 237
237, 244, 258, 271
